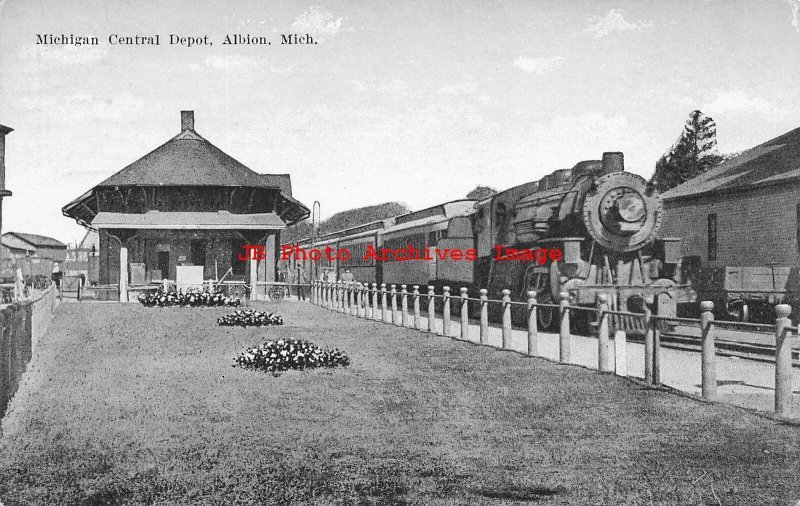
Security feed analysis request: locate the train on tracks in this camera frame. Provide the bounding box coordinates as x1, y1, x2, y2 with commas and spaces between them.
286, 152, 689, 329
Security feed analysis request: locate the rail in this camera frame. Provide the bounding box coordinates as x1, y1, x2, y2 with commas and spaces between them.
310, 280, 800, 418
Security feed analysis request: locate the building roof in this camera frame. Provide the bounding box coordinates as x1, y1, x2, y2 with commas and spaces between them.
664, 126, 800, 201
0, 124, 13, 135
1, 236, 35, 253
96, 127, 293, 192
62, 111, 309, 228
3, 232, 67, 249
91, 211, 286, 230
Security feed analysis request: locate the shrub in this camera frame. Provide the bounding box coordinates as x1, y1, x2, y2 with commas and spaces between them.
137, 288, 241, 308
234, 339, 349, 376
218, 309, 283, 327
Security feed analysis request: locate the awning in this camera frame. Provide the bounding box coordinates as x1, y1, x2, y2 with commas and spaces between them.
91, 211, 286, 230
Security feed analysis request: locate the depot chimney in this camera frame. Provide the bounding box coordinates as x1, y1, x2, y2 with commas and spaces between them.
602, 152, 624, 173
181, 110, 194, 131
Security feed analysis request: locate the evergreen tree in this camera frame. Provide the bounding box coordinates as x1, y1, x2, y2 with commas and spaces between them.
465, 186, 498, 200
650, 110, 723, 192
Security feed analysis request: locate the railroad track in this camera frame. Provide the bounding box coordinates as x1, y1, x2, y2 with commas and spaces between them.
631, 330, 800, 367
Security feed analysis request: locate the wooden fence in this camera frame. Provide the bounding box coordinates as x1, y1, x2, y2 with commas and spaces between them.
311, 280, 800, 418
0, 283, 59, 429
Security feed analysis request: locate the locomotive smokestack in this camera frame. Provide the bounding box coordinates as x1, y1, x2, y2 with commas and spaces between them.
602, 152, 624, 173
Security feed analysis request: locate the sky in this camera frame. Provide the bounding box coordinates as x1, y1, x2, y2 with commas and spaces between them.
0, 0, 799, 245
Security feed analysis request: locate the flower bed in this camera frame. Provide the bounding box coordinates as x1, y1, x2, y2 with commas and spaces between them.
234, 339, 349, 376
137, 289, 241, 307
218, 309, 283, 327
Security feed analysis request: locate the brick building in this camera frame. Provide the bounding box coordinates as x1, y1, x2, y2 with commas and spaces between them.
62, 111, 309, 301
661, 127, 800, 268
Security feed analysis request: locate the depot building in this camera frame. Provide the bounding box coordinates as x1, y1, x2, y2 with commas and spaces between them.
62, 111, 309, 301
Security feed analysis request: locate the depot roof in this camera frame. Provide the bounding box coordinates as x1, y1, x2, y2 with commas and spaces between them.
664, 126, 800, 201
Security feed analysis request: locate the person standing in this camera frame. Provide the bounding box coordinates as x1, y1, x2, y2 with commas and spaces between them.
51, 261, 62, 291
295, 264, 307, 301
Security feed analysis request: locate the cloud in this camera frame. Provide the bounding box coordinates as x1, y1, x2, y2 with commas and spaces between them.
291, 5, 348, 39
353, 79, 409, 93
20, 43, 108, 70
586, 9, 653, 38
783, 0, 800, 31
702, 90, 772, 115
512, 55, 565, 75
18, 93, 145, 121
438, 82, 478, 95
203, 54, 255, 71
189, 56, 313, 74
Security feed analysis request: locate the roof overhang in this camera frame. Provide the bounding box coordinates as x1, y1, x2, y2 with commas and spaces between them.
91, 211, 286, 230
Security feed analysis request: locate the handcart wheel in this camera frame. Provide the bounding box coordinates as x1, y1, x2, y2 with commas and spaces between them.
228, 284, 248, 300
268, 285, 285, 302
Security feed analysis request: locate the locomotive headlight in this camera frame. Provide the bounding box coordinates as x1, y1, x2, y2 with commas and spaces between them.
616, 192, 645, 222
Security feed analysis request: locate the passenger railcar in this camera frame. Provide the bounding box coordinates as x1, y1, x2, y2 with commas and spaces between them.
292, 151, 684, 329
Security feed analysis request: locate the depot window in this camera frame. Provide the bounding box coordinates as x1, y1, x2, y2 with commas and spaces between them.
707, 213, 717, 262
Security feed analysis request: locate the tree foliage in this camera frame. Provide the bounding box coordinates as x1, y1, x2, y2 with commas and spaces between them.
465, 186, 498, 200
650, 110, 723, 193
282, 202, 411, 243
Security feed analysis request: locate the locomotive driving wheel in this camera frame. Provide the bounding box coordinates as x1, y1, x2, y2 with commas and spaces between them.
523, 267, 556, 330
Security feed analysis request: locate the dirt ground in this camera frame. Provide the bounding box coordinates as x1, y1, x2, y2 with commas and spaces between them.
1, 301, 799, 505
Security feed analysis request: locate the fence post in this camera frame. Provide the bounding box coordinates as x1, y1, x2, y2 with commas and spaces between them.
381, 284, 389, 323
559, 292, 570, 363
644, 306, 654, 384
653, 314, 661, 385
502, 289, 511, 349
614, 330, 627, 377
401, 285, 409, 327
427, 286, 436, 332
361, 285, 367, 318
391, 285, 399, 325
413, 285, 421, 329
526, 290, 538, 356
480, 289, 489, 345
340, 282, 347, 313
346, 283, 353, 314
442, 287, 451, 337
775, 303, 793, 416
460, 287, 469, 341
371, 283, 378, 320
700, 301, 717, 400
597, 294, 612, 372
332, 282, 338, 310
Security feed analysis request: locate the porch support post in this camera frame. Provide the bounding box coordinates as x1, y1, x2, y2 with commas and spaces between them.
119, 243, 129, 302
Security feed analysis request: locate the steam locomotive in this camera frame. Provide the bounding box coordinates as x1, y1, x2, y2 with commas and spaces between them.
287, 152, 685, 328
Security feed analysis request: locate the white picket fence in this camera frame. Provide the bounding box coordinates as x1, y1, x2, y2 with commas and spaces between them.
311, 280, 799, 418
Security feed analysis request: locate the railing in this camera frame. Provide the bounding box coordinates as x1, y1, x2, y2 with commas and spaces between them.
0, 282, 59, 430
310, 280, 800, 418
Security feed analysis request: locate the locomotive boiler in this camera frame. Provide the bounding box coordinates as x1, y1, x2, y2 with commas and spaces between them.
477, 152, 683, 328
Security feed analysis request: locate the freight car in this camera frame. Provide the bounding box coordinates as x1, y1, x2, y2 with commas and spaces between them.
289, 152, 686, 329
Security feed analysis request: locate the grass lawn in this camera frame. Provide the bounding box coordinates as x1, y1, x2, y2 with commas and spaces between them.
1, 302, 800, 505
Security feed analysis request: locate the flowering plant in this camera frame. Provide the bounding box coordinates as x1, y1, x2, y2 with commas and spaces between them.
137, 288, 241, 307
218, 309, 283, 327
234, 339, 349, 376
